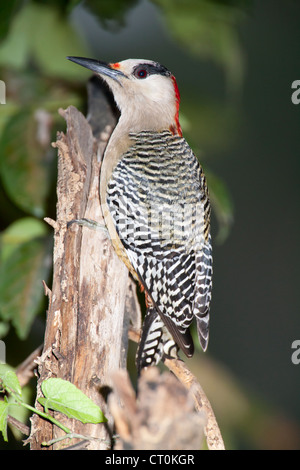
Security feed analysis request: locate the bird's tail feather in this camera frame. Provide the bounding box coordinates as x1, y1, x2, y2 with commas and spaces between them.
136, 307, 178, 374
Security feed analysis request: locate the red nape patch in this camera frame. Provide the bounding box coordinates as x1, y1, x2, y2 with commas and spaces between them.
110, 62, 120, 69
145, 291, 153, 309
171, 75, 182, 137
139, 282, 145, 293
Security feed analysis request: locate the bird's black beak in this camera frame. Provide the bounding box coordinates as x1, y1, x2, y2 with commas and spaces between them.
67, 56, 127, 83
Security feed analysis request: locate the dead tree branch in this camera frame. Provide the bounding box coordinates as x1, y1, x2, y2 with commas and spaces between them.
109, 367, 206, 450
127, 330, 225, 450
28, 80, 129, 450
163, 357, 225, 450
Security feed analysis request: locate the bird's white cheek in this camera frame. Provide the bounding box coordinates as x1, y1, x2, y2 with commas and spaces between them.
138, 80, 172, 103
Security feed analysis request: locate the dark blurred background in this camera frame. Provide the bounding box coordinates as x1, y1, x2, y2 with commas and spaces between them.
0, 0, 299, 449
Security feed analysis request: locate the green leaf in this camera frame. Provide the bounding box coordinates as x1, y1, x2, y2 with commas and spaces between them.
0, 0, 22, 41
0, 3, 89, 79
0, 400, 9, 442
30, 4, 90, 80
1, 217, 48, 263
38, 378, 107, 424
0, 322, 9, 339
85, 0, 139, 29
0, 364, 22, 398
0, 236, 53, 339
0, 109, 53, 217
7, 385, 32, 441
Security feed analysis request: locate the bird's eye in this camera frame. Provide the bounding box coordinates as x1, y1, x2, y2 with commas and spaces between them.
135, 68, 148, 79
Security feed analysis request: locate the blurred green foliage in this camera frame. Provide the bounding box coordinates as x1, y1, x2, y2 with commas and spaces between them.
153, 0, 248, 95
0, 1, 91, 342
0, 219, 52, 339
0, 0, 254, 449
83, 0, 139, 28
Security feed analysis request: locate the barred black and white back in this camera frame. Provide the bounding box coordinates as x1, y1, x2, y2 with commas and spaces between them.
106, 130, 212, 370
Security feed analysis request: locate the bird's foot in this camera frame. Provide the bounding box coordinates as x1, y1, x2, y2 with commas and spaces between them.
67, 218, 108, 235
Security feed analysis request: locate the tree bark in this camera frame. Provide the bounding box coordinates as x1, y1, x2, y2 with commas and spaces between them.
109, 367, 206, 450
29, 79, 129, 450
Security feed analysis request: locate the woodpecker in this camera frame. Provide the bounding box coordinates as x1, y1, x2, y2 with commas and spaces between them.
67, 57, 213, 372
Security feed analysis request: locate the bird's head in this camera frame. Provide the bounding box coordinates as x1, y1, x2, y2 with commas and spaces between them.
67, 57, 182, 136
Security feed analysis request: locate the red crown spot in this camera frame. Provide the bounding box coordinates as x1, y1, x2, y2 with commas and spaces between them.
110, 62, 120, 69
